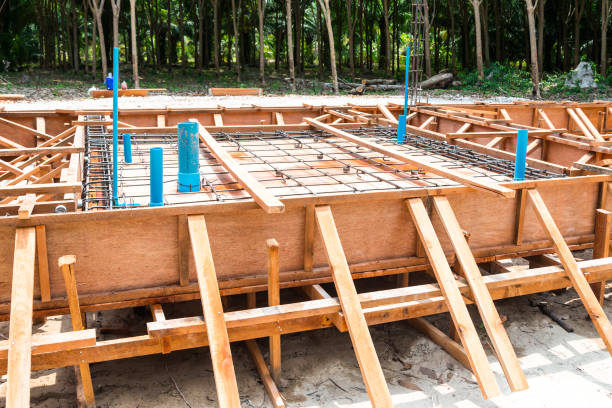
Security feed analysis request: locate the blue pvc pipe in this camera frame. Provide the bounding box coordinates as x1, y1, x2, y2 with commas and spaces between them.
112, 47, 119, 206
397, 46, 410, 144
123, 134, 132, 163
177, 122, 201, 192
514, 129, 528, 181
150, 147, 164, 207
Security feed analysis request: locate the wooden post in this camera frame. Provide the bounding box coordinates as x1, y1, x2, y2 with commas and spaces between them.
267, 239, 281, 382
314, 205, 393, 407
6, 227, 36, 408
58, 256, 96, 407
433, 196, 528, 392
406, 198, 500, 399
177, 215, 190, 286
245, 340, 285, 408
591, 209, 611, 304
35, 225, 51, 302
303, 204, 315, 272
187, 215, 241, 407
528, 189, 612, 355
408, 318, 470, 370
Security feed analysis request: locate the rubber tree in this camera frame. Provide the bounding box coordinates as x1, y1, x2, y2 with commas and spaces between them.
129, 0, 139, 87
469, 0, 484, 80
286, 0, 295, 91
257, 0, 266, 85
88, 0, 107, 80
525, 0, 540, 97
317, 0, 338, 94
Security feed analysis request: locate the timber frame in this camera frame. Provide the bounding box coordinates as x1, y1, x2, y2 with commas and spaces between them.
1, 100, 612, 406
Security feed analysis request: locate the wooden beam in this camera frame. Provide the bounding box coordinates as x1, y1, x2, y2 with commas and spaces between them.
301, 284, 347, 331
58, 255, 95, 407
0, 183, 81, 198
0, 146, 84, 157
177, 215, 190, 286
314, 205, 392, 407
567, 108, 597, 140
6, 227, 36, 408
213, 113, 223, 127
303, 204, 315, 272
156, 114, 166, 128
0, 158, 25, 177
305, 118, 515, 198
187, 215, 241, 407
514, 189, 527, 245
0, 117, 53, 141
406, 199, 500, 399
528, 189, 612, 355
591, 209, 611, 304
35, 225, 50, 302
245, 340, 286, 408
575, 108, 605, 141
191, 120, 285, 213
377, 104, 398, 124
0, 329, 96, 359
267, 239, 281, 382
0, 134, 25, 149
150, 304, 166, 322
275, 112, 285, 125
17, 194, 36, 220
433, 196, 528, 392
408, 317, 470, 370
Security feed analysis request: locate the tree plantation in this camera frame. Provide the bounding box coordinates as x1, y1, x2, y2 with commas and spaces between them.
0, 0, 610, 95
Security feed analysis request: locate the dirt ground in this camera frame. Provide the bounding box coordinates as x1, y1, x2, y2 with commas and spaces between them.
0, 95, 611, 407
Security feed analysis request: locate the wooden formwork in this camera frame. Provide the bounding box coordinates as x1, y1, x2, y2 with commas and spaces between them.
0, 101, 612, 407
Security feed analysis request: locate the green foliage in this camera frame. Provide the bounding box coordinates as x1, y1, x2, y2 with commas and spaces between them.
456, 62, 531, 95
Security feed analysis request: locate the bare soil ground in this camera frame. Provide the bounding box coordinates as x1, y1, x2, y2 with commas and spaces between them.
0, 95, 610, 407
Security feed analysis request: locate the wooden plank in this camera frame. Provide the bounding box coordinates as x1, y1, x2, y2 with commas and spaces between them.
0, 117, 52, 141
314, 205, 392, 407
275, 112, 285, 125
301, 284, 346, 331
528, 189, 612, 355
156, 114, 166, 128
485, 137, 504, 148
35, 225, 50, 302
187, 215, 241, 407
0, 158, 26, 177
591, 209, 611, 304
305, 118, 515, 198
58, 255, 95, 407
408, 317, 470, 370
406, 199, 500, 399
433, 196, 528, 392
575, 108, 605, 141
0, 146, 84, 157
245, 340, 286, 408
6, 227, 36, 408
0, 183, 81, 198
0, 134, 26, 149
377, 104, 398, 124
209, 88, 262, 96
0, 94, 25, 100
213, 113, 224, 126
267, 238, 281, 382
567, 108, 596, 140
514, 189, 527, 245
303, 204, 315, 272
150, 304, 166, 322
537, 109, 556, 129
191, 120, 285, 213
447, 130, 556, 139
18, 194, 36, 220
0, 329, 96, 359
177, 215, 190, 286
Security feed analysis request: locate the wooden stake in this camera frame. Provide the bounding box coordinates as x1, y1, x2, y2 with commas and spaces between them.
245, 340, 285, 408
187, 215, 241, 407
406, 198, 500, 399
314, 205, 392, 407
434, 196, 528, 392
591, 209, 611, 304
528, 189, 612, 355
58, 255, 95, 407
408, 317, 470, 370
303, 204, 315, 272
267, 239, 281, 382
35, 225, 51, 302
6, 227, 36, 408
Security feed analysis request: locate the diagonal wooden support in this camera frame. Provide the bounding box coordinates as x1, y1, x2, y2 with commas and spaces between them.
408, 317, 470, 370
58, 256, 95, 408
245, 340, 285, 408
6, 226, 36, 408
187, 215, 241, 408
406, 198, 500, 399
433, 196, 528, 392
314, 205, 392, 407
528, 189, 612, 354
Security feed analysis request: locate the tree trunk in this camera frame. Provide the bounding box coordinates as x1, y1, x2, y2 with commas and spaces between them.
178, 0, 186, 73
286, 0, 295, 91
257, 0, 266, 84
470, 0, 484, 79
110, 0, 120, 49
423, 0, 432, 77
346, 0, 355, 79
481, 0, 490, 65
525, 0, 540, 97
382, 0, 391, 77
602, 0, 611, 75
449, 0, 457, 73
83, 0, 89, 74
129, 0, 139, 87
318, 0, 338, 94
537, 0, 546, 77
493, 0, 502, 62
197, 0, 204, 70
72, 0, 79, 72
573, 0, 586, 67
210, 0, 219, 76
231, 0, 241, 81
89, 0, 107, 80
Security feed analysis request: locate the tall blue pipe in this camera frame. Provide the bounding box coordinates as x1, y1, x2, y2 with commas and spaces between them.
150, 147, 164, 207
123, 134, 132, 163
112, 47, 119, 206
397, 46, 410, 144
514, 129, 528, 181
177, 122, 201, 192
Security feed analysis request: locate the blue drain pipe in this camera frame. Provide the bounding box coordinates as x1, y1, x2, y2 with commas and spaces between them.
150, 147, 164, 207
112, 47, 119, 206
397, 46, 410, 144
123, 134, 132, 163
514, 129, 528, 181
177, 122, 201, 192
